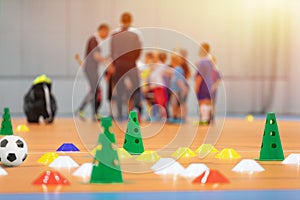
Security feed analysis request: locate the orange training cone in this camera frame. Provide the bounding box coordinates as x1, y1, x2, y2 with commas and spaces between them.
32, 170, 70, 185
192, 169, 229, 184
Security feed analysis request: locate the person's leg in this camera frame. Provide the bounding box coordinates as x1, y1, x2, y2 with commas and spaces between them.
154, 87, 167, 119
132, 70, 142, 115
128, 98, 134, 113
108, 76, 113, 116
175, 105, 181, 119
77, 72, 94, 119
94, 87, 102, 120
76, 91, 92, 120
86, 71, 99, 120
199, 99, 212, 123
175, 93, 182, 120
111, 73, 123, 120
86, 70, 99, 120
127, 69, 141, 118
165, 88, 171, 119
128, 87, 142, 122
169, 93, 177, 121
181, 94, 188, 121
133, 89, 142, 114
144, 89, 154, 119
211, 92, 217, 122
78, 92, 91, 111
115, 79, 124, 120
181, 102, 187, 121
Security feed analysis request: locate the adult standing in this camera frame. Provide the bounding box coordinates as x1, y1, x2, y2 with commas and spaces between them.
110, 12, 142, 120
75, 24, 110, 121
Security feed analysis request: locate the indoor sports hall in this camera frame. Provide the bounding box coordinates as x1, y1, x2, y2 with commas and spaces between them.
1, 1, 300, 200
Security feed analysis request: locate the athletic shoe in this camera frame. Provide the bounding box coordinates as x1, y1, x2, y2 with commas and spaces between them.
93, 114, 101, 122
173, 118, 186, 124
197, 120, 210, 126
77, 111, 86, 121
167, 118, 174, 123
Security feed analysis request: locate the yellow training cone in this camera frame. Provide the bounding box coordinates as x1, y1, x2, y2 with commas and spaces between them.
215, 148, 241, 160
172, 147, 197, 158
136, 150, 160, 162
37, 152, 59, 165
246, 115, 254, 122
196, 144, 218, 154
117, 148, 132, 159
15, 124, 29, 132
196, 144, 218, 153
90, 145, 102, 156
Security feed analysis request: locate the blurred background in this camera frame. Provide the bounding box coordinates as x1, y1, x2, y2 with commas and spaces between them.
0, 0, 299, 116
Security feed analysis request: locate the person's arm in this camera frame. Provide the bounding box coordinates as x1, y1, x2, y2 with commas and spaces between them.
110, 32, 116, 64
93, 52, 109, 63
131, 28, 143, 60
74, 54, 83, 67
211, 70, 221, 93
195, 74, 202, 94
194, 61, 205, 94
211, 79, 220, 93
177, 80, 188, 96
162, 66, 174, 77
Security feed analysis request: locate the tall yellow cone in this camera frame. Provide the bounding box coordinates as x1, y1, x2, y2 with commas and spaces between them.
215, 148, 241, 160
136, 150, 160, 162
37, 152, 59, 165
172, 147, 197, 158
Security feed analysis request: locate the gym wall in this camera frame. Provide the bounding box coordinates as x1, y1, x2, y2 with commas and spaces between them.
0, 0, 299, 116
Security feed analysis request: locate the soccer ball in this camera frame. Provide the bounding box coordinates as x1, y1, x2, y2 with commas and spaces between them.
0, 135, 28, 167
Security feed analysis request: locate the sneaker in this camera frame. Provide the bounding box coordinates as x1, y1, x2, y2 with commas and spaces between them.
92, 114, 102, 122
167, 118, 176, 123
173, 118, 185, 124
113, 115, 125, 123
148, 116, 160, 122
77, 111, 86, 121
146, 117, 152, 122
197, 120, 210, 126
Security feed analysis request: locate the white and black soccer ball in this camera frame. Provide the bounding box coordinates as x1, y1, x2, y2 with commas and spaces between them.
0, 135, 28, 167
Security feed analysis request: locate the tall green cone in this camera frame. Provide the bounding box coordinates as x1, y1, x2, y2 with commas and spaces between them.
90, 117, 123, 183
123, 111, 144, 155
259, 112, 284, 161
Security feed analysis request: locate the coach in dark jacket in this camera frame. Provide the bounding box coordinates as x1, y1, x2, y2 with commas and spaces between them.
110, 12, 142, 120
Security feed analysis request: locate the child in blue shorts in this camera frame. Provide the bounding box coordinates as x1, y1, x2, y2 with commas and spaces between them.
169, 53, 189, 123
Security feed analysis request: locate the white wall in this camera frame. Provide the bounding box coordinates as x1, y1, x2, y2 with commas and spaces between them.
0, 0, 300, 116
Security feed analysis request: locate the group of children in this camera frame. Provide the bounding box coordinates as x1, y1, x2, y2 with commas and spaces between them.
74, 12, 221, 124
140, 43, 221, 124
74, 13, 221, 124
76, 37, 221, 124
141, 50, 189, 123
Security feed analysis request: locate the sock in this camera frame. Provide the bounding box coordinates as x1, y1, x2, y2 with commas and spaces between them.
200, 104, 211, 122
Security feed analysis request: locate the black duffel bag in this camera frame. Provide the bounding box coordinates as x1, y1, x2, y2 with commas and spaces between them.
23, 74, 57, 123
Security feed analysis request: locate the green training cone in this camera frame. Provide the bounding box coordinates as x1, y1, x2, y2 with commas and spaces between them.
0, 108, 13, 135
90, 117, 123, 183
123, 111, 144, 155
259, 112, 284, 161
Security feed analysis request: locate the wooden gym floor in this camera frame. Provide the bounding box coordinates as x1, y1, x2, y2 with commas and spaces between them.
1, 117, 300, 199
